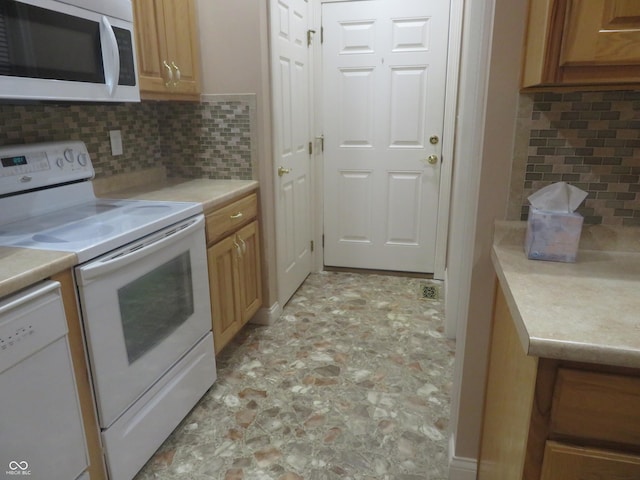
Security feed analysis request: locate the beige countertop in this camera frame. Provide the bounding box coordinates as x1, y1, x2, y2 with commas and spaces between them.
0, 248, 76, 298
0, 176, 258, 299
493, 221, 640, 369
99, 178, 259, 211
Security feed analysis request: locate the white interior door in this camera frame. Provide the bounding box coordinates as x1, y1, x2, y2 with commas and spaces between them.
271, 0, 313, 306
322, 0, 450, 272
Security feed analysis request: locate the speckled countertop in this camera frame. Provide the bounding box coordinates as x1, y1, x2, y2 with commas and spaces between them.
0, 174, 258, 299
493, 221, 640, 369
98, 177, 259, 211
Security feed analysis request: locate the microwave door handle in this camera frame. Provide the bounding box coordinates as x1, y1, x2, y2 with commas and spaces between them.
100, 16, 120, 96
78, 215, 204, 282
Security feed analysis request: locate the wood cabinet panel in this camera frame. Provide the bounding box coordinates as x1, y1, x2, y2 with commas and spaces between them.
160, 0, 200, 96
236, 221, 262, 323
208, 235, 242, 354
562, 1, 640, 66
522, 0, 640, 87
205, 193, 258, 245
478, 286, 539, 480
133, 0, 166, 92
205, 191, 262, 354
132, 0, 201, 100
540, 441, 640, 479
551, 368, 640, 446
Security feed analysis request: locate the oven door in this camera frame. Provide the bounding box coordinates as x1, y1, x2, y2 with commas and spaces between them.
75, 214, 212, 428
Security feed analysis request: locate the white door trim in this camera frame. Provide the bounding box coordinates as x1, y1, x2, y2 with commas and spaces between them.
310, 0, 324, 273
434, 0, 464, 281
312, 0, 463, 284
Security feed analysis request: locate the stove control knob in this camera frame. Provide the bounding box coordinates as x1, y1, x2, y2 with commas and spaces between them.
64, 148, 75, 163
77, 153, 88, 166
56, 157, 64, 169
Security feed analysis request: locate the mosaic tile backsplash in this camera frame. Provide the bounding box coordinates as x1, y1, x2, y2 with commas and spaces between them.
514, 91, 640, 226
160, 98, 254, 180
0, 95, 254, 182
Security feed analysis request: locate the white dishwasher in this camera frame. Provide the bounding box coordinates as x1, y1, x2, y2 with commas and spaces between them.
0, 281, 89, 480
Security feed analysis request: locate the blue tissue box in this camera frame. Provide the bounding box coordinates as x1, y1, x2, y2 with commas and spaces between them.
524, 207, 583, 263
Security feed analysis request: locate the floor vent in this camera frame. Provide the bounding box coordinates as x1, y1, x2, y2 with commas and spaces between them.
420, 282, 440, 300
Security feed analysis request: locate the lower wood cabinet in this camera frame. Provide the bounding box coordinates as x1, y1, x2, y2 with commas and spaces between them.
478, 283, 640, 479
541, 442, 640, 480
206, 193, 262, 354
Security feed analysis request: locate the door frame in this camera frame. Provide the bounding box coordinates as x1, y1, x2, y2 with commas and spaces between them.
310, 0, 464, 287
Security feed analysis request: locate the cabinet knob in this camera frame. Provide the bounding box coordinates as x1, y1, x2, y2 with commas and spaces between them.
163, 60, 173, 87
171, 61, 181, 87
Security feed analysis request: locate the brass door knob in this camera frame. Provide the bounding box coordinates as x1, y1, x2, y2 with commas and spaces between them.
427, 155, 438, 165
278, 166, 292, 177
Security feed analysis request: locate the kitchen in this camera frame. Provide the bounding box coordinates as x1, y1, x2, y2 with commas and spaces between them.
1, 1, 640, 480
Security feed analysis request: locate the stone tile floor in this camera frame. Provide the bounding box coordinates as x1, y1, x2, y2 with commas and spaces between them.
135, 271, 455, 480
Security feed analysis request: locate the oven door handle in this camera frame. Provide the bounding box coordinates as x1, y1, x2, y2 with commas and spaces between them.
78, 215, 204, 282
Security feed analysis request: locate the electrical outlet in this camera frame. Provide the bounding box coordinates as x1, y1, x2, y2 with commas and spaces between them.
109, 130, 123, 156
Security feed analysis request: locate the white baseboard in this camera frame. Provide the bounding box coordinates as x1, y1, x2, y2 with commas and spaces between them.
250, 301, 282, 326
448, 435, 477, 480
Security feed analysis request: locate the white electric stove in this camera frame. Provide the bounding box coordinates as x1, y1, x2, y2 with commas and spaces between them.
0, 141, 201, 262
0, 141, 217, 480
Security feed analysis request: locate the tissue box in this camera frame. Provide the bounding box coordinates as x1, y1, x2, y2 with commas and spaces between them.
525, 207, 583, 262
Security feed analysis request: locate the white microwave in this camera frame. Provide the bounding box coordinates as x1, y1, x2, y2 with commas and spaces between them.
0, 0, 140, 102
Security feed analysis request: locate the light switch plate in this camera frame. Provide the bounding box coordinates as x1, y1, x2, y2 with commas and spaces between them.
109, 130, 123, 156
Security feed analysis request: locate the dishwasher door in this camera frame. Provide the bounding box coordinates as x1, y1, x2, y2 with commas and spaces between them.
0, 281, 88, 480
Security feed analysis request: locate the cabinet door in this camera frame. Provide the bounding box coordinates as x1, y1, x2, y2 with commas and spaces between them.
133, 0, 171, 94
563, 1, 640, 65
208, 235, 242, 354
559, 0, 640, 84
523, 0, 640, 87
161, 0, 201, 96
236, 221, 263, 325
541, 441, 640, 479
551, 368, 640, 447
132, 0, 201, 99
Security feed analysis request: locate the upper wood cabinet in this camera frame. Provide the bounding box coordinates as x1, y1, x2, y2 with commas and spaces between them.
522, 0, 640, 88
132, 0, 201, 100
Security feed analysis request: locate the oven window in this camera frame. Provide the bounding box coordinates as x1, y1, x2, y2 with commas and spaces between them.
0, 1, 104, 83
117, 252, 195, 364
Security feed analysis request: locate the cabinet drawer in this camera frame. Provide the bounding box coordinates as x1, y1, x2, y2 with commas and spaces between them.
540, 441, 640, 480
551, 368, 640, 446
205, 193, 258, 245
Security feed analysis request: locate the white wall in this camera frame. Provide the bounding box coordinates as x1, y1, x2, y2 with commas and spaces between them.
448, 0, 528, 474
195, 0, 278, 312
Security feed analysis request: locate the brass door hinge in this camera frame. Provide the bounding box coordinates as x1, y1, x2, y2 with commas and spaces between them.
307, 29, 316, 47
310, 240, 314, 252
308, 141, 313, 155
